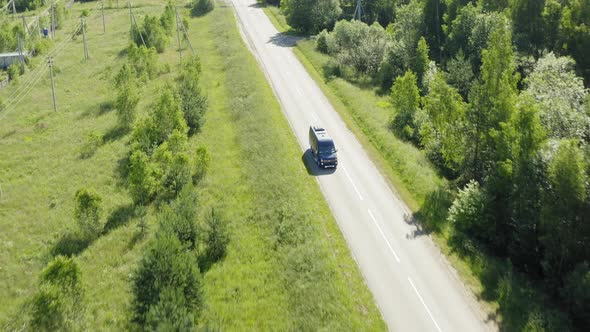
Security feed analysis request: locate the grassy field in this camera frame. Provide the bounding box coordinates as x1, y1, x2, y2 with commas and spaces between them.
264, 5, 571, 331
0, 0, 384, 329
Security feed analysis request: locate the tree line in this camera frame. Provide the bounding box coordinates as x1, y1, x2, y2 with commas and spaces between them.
264, 0, 590, 328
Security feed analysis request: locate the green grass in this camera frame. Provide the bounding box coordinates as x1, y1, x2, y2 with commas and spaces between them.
0, 0, 385, 329
263, 6, 572, 331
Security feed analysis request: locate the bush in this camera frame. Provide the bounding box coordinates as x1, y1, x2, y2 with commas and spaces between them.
316, 29, 330, 54
30, 256, 84, 331
127, 44, 159, 80
282, 0, 341, 34
32, 38, 53, 56
131, 116, 160, 155
145, 287, 195, 331
159, 187, 199, 249
193, 146, 210, 184
74, 188, 103, 239
128, 149, 158, 205
7, 63, 20, 81
390, 70, 420, 141
447, 180, 490, 244
152, 86, 188, 144
79, 131, 103, 159
201, 208, 229, 269
191, 0, 214, 17
160, 2, 175, 34
133, 15, 169, 53
131, 231, 202, 325
153, 140, 193, 200
178, 55, 208, 135
115, 80, 140, 129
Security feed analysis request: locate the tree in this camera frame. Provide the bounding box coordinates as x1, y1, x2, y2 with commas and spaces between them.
127, 44, 159, 80
326, 20, 388, 76
525, 53, 589, 141
561, 261, 590, 324
191, 0, 214, 17
145, 287, 195, 331
133, 15, 169, 53
128, 149, 158, 205
447, 180, 490, 244
178, 55, 208, 136
281, 0, 342, 34
152, 132, 193, 200
152, 86, 188, 145
419, 71, 467, 172
541, 139, 588, 285
160, 2, 176, 34
414, 37, 430, 91
193, 146, 210, 184
30, 257, 84, 331
115, 78, 140, 129
445, 50, 474, 99
132, 231, 202, 325
465, 22, 518, 182
390, 70, 420, 141
74, 188, 103, 240
511, 0, 546, 58
200, 208, 229, 270
504, 95, 547, 272
379, 0, 425, 87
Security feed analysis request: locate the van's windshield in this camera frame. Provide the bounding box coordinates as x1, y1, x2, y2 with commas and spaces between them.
319, 144, 336, 156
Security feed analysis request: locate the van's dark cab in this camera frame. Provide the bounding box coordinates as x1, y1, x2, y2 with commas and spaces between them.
309, 126, 338, 168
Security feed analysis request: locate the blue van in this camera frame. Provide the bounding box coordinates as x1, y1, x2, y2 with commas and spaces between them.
309, 126, 338, 168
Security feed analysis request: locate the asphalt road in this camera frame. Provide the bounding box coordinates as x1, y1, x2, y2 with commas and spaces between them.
229, 1, 495, 331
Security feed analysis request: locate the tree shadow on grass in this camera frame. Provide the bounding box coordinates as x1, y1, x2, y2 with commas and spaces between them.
78, 101, 115, 119
103, 204, 136, 235
51, 232, 91, 257
103, 125, 129, 143
413, 186, 453, 234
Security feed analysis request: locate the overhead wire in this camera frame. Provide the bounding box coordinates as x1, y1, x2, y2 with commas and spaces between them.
0, 0, 101, 119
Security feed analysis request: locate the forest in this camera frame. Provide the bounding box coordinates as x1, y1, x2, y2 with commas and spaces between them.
272, 0, 590, 329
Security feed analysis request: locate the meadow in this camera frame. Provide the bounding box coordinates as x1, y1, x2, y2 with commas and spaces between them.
0, 0, 384, 329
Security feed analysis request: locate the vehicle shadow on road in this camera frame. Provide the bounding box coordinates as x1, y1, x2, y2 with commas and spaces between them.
301, 149, 336, 176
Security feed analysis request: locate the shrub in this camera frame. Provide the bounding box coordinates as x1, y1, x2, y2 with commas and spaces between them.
159, 187, 199, 249
79, 131, 103, 159
561, 262, 590, 324
133, 15, 169, 53
201, 208, 229, 269
193, 146, 210, 184
74, 188, 103, 239
128, 149, 158, 205
7, 63, 20, 80
131, 117, 160, 155
153, 141, 193, 200
127, 44, 158, 80
447, 180, 490, 243
191, 0, 214, 17
152, 86, 188, 144
131, 231, 202, 325
282, 0, 341, 34
30, 256, 84, 331
115, 80, 140, 129
160, 2, 175, 34
316, 29, 330, 54
390, 70, 420, 141
178, 55, 208, 135
145, 287, 195, 331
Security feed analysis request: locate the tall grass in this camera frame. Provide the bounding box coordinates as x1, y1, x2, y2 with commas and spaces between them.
0, 0, 385, 329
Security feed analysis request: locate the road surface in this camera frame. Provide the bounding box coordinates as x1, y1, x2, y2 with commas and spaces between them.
229, 1, 495, 331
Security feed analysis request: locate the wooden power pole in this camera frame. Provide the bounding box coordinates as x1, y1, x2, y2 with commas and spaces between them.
175, 8, 181, 63
48, 57, 57, 112
81, 19, 88, 60
101, 1, 106, 33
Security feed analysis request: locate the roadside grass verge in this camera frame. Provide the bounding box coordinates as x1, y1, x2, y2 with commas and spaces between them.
0, 0, 385, 330
190, 4, 385, 330
263, 5, 571, 330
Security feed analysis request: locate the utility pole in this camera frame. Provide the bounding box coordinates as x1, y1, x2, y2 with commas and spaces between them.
129, 1, 133, 41
180, 19, 194, 55
175, 8, 182, 63
48, 57, 57, 112
51, 2, 56, 39
17, 36, 24, 70
11, 0, 16, 20
81, 18, 88, 60
37, 17, 41, 38
21, 15, 28, 36
101, 1, 105, 33
353, 0, 363, 21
